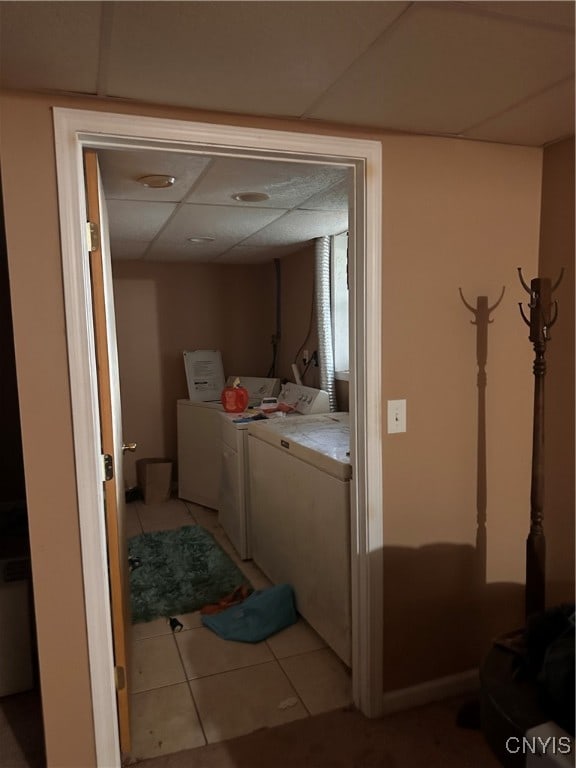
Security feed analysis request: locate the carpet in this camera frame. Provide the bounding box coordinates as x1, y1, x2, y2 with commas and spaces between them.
128, 525, 251, 623
137, 694, 501, 768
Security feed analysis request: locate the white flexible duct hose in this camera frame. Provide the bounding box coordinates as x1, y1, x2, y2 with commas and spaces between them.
314, 236, 337, 411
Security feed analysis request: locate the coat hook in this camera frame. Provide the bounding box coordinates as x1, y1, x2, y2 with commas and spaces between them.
519, 303, 531, 327
517, 267, 532, 294
547, 300, 559, 329
552, 268, 565, 292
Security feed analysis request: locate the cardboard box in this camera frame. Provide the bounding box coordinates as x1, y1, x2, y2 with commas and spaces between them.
136, 459, 173, 505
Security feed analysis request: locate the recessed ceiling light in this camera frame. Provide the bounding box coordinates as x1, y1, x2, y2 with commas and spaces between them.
136, 174, 176, 189
187, 236, 215, 244
231, 192, 270, 203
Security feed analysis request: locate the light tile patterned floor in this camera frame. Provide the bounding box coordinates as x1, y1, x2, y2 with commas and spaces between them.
126, 498, 352, 761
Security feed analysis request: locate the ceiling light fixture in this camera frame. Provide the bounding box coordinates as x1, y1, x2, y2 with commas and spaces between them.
187, 236, 215, 244
136, 174, 176, 188
231, 192, 270, 203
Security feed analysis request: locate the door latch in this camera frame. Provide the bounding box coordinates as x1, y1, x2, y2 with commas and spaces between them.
103, 454, 114, 481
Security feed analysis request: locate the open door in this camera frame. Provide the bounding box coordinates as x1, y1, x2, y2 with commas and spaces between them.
84, 149, 132, 756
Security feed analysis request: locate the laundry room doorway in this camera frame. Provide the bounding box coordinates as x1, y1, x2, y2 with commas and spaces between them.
53, 107, 383, 767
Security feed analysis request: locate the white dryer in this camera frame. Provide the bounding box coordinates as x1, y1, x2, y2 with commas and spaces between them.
217, 384, 331, 560
177, 350, 281, 508
247, 413, 352, 665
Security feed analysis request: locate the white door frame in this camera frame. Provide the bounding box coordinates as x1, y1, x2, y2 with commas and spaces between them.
53, 107, 383, 767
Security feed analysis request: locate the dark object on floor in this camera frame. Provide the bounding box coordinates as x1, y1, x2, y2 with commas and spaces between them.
525, 603, 575, 736
480, 604, 575, 767
202, 583, 297, 643
125, 486, 142, 503
128, 525, 252, 623
456, 697, 481, 730
481, 642, 548, 767
168, 617, 183, 633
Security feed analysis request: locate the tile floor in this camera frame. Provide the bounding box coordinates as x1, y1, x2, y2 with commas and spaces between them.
126, 497, 352, 762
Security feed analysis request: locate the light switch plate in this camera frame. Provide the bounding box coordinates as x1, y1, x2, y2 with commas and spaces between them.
387, 399, 406, 433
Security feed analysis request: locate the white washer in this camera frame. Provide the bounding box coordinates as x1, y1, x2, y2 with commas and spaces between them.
177, 374, 281, 508
219, 413, 253, 559
247, 413, 352, 665
217, 384, 332, 560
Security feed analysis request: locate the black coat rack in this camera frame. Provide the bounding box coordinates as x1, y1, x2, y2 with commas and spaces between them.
517, 266, 564, 620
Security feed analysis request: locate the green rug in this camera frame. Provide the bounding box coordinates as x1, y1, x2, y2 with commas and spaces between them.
128, 525, 251, 623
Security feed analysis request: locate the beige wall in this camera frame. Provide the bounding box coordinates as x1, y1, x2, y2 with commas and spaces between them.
0, 89, 544, 763
112, 260, 275, 487
380, 136, 541, 688
538, 137, 575, 607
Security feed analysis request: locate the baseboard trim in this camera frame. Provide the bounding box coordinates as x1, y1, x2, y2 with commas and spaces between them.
382, 668, 480, 715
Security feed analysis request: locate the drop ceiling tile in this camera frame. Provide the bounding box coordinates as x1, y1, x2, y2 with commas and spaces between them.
107, 200, 177, 241
98, 148, 212, 202
217, 243, 310, 264
146, 203, 285, 261
187, 157, 349, 210
309, 4, 575, 136
0, 1, 101, 93
145, 241, 227, 263
462, 78, 575, 146
243, 210, 348, 248
298, 179, 351, 212
105, 1, 409, 115
158, 202, 285, 242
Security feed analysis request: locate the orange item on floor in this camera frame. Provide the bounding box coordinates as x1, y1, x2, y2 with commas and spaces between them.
200, 584, 252, 615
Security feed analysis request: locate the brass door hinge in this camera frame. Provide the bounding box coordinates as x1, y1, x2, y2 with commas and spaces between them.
86, 221, 100, 252
115, 665, 126, 691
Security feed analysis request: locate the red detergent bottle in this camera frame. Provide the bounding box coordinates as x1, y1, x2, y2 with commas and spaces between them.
221, 377, 249, 413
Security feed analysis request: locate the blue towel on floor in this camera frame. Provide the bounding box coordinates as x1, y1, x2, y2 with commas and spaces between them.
202, 583, 297, 643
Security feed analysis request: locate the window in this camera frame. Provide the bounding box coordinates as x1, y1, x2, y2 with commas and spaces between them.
331, 232, 349, 379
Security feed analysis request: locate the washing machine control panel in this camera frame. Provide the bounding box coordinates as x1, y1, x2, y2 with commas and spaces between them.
278, 383, 330, 414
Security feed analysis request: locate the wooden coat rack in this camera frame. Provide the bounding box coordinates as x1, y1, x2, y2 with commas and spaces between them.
517, 266, 564, 620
